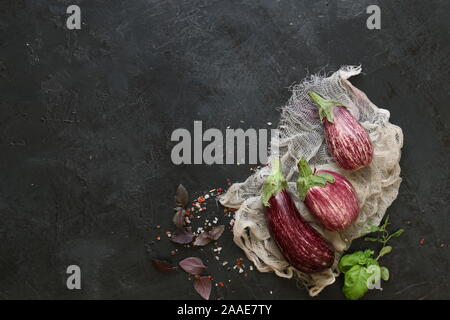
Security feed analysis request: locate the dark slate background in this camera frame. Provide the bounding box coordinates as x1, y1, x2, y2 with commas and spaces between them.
0, 0, 449, 300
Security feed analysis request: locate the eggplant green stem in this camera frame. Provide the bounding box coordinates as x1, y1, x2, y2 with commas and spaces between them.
262, 158, 287, 207
296, 158, 335, 201
308, 91, 343, 123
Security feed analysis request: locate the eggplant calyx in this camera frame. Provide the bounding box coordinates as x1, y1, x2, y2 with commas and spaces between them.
308, 91, 343, 123
296, 158, 335, 201
262, 158, 288, 207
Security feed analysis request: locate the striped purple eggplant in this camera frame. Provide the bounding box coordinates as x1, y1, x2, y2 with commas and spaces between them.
308, 92, 373, 171
262, 159, 335, 273
296, 159, 359, 231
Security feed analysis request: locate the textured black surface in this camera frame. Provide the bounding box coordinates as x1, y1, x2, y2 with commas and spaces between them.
0, 0, 449, 299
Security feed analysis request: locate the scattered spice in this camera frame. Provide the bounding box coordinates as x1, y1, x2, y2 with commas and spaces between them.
152, 182, 254, 300
419, 238, 425, 245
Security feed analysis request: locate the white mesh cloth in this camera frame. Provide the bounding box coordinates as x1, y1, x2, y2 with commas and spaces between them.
220, 66, 403, 296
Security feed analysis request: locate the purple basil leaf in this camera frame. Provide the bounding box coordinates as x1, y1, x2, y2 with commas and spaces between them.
194, 276, 212, 300
178, 257, 206, 275
151, 259, 176, 273
171, 227, 194, 244
193, 232, 212, 246
175, 184, 189, 208
173, 208, 186, 229
208, 225, 225, 240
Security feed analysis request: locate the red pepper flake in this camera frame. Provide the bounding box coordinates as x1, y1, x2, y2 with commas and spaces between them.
156, 236, 161, 241
198, 196, 206, 203
218, 281, 225, 287
419, 238, 425, 245
207, 275, 213, 280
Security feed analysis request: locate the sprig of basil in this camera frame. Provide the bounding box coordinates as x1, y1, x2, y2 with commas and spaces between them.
339, 215, 404, 300
339, 250, 386, 300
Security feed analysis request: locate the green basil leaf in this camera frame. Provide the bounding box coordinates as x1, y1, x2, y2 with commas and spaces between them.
390, 229, 404, 238
366, 265, 382, 290
342, 265, 370, 300
380, 266, 389, 281
364, 237, 379, 242
339, 250, 374, 273
363, 249, 375, 257
378, 246, 392, 258
366, 257, 379, 267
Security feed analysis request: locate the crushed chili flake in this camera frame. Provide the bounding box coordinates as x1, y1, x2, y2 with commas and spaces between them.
218, 281, 225, 287
156, 236, 161, 241
419, 238, 425, 245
